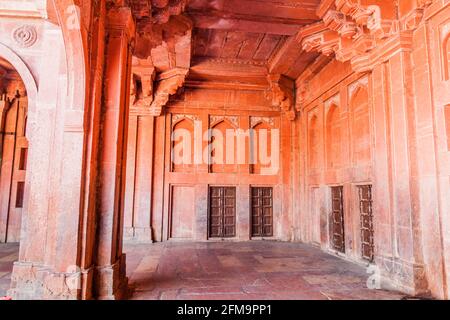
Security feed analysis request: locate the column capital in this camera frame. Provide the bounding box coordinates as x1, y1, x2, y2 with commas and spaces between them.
106, 6, 136, 41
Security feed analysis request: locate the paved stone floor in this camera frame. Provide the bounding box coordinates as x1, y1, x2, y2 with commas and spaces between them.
125, 241, 404, 300
0, 243, 18, 298
0, 241, 405, 299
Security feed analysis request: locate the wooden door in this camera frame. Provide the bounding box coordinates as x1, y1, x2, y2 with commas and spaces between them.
358, 185, 374, 261
209, 186, 236, 238
251, 187, 273, 237
331, 186, 345, 253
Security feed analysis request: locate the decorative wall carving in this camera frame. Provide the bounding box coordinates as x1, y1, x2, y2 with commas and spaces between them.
209, 115, 239, 128
299, 1, 437, 73
12, 25, 37, 48
250, 116, 275, 128
172, 113, 199, 126
325, 94, 340, 110
348, 76, 369, 98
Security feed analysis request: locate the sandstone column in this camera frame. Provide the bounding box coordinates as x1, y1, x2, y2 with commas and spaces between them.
370, 36, 428, 295
94, 7, 135, 299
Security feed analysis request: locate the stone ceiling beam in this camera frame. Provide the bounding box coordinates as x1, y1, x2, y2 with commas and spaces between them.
189, 12, 315, 36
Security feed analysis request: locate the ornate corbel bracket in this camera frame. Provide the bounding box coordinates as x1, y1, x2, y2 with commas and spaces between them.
266, 74, 296, 121
333, 1, 397, 40
149, 67, 189, 116
323, 10, 357, 38
302, 30, 340, 57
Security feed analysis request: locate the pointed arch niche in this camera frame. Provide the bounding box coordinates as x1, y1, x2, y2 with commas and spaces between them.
308, 112, 320, 170
326, 99, 341, 169
349, 80, 371, 166
209, 116, 239, 174
250, 117, 275, 175
171, 115, 197, 173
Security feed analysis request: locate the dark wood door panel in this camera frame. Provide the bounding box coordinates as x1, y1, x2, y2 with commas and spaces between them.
209, 186, 236, 238
331, 186, 345, 253
359, 185, 374, 262
251, 187, 273, 237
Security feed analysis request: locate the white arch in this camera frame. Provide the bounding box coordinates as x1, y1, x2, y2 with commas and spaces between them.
0, 42, 38, 103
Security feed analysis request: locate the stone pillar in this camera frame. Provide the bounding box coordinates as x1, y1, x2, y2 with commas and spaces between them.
93, 7, 135, 299
371, 41, 428, 295
124, 114, 138, 240
124, 114, 154, 242
7, 23, 88, 300
134, 116, 154, 241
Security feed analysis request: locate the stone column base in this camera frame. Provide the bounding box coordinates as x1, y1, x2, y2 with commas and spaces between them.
124, 227, 153, 243
94, 254, 128, 300
377, 256, 430, 297
8, 261, 94, 300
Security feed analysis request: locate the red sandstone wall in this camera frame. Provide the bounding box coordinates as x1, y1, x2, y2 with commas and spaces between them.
295, 58, 373, 264
295, 1, 450, 299
124, 87, 293, 242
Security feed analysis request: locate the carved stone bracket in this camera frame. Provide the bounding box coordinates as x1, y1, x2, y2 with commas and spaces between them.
300, 1, 432, 73
266, 74, 296, 121
149, 67, 189, 116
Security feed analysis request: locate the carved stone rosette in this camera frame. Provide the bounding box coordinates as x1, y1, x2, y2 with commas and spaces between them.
12, 25, 37, 48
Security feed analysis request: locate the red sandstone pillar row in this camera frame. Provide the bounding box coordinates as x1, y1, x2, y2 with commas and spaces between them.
371, 48, 428, 295
94, 7, 135, 300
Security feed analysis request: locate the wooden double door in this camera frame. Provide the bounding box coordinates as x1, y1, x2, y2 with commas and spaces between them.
208, 186, 274, 239
330, 185, 375, 260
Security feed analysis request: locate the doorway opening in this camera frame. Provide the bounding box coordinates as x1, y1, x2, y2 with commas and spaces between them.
0, 56, 28, 243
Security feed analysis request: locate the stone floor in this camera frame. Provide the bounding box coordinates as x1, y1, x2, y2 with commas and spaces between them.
0, 241, 405, 300
125, 241, 404, 300
0, 243, 18, 298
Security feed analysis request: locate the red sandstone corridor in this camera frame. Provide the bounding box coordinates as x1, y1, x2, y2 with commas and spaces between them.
127, 242, 404, 300
1, 241, 404, 300
1, 0, 450, 301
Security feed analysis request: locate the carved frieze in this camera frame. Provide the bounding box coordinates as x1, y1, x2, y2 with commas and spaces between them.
250, 116, 275, 128
209, 115, 239, 128
172, 114, 199, 126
